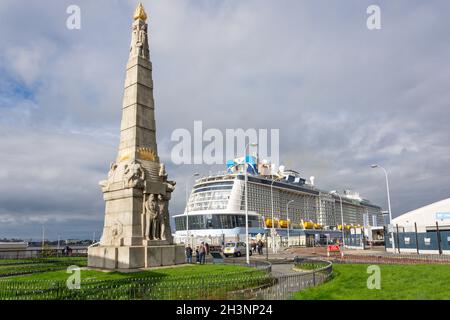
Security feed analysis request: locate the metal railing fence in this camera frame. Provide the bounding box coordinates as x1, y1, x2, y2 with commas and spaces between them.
0, 256, 331, 300
0, 248, 87, 259
229, 258, 333, 300
0, 269, 271, 300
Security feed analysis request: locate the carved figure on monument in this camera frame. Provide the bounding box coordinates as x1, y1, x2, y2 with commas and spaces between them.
144, 194, 159, 240
99, 162, 118, 190
159, 163, 167, 180
135, 24, 148, 59
124, 160, 145, 188
159, 163, 176, 194
158, 194, 173, 243
106, 162, 118, 188
110, 220, 123, 245
130, 24, 137, 55
108, 162, 118, 179
165, 180, 176, 195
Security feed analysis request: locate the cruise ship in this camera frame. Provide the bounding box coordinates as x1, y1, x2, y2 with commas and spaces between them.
173, 156, 384, 246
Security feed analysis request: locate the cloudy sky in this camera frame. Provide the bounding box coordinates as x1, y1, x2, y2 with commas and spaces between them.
0, 0, 449, 240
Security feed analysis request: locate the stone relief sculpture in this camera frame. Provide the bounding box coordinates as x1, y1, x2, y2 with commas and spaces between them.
159, 163, 167, 180
130, 22, 148, 59
106, 162, 118, 188
130, 24, 138, 55
108, 162, 118, 179
143, 193, 172, 242
159, 163, 176, 193
124, 160, 145, 188
158, 194, 173, 242
110, 220, 124, 245
99, 162, 118, 191
158, 163, 175, 242
157, 194, 167, 241
136, 24, 148, 58
143, 194, 159, 240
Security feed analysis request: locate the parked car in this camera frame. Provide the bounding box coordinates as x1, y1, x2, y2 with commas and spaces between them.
223, 242, 252, 257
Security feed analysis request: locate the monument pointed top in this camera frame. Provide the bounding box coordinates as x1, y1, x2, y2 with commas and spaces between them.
133, 3, 147, 21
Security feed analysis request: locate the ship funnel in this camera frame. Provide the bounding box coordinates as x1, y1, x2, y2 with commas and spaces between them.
309, 176, 315, 186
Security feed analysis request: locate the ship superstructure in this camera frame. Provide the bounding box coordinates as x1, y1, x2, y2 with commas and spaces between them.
173, 156, 384, 245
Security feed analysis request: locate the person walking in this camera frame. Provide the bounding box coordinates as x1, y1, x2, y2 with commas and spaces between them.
195, 246, 200, 264
185, 245, 193, 264
251, 241, 257, 253
257, 240, 263, 255
199, 242, 206, 264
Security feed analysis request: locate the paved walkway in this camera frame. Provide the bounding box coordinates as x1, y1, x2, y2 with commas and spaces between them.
270, 263, 298, 276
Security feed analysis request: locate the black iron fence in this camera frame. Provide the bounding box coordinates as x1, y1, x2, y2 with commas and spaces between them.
0, 268, 272, 300
0, 248, 87, 260
229, 258, 333, 300
0, 255, 331, 300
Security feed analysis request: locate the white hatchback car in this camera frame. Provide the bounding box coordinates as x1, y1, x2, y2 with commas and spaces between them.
223, 242, 252, 257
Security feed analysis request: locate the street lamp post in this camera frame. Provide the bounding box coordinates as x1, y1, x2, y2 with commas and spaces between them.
244, 142, 258, 264
41, 225, 45, 252
371, 164, 395, 252
270, 178, 276, 253
186, 173, 200, 247
287, 200, 294, 247
330, 191, 345, 248
57, 234, 61, 257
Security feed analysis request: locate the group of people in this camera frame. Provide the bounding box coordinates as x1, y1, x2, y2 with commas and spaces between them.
62, 245, 72, 256
185, 242, 210, 264
251, 240, 265, 255
185, 239, 266, 263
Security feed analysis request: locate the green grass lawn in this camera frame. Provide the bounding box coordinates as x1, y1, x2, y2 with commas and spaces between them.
10, 263, 261, 281
294, 264, 450, 300
0, 257, 87, 277
0, 257, 85, 266
0, 258, 270, 300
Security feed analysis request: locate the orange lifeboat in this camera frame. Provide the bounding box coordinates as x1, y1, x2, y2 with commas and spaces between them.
303, 221, 315, 229
265, 218, 274, 228
279, 220, 289, 228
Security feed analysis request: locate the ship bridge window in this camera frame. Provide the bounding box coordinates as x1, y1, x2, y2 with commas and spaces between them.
194, 181, 234, 189
193, 185, 233, 194
174, 214, 259, 231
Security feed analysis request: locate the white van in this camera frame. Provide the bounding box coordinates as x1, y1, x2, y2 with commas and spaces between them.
223, 242, 252, 257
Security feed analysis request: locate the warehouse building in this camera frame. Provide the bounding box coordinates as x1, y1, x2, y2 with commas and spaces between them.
388, 198, 450, 254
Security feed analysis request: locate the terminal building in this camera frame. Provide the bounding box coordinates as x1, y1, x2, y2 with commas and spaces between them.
392, 198, 450, 232
173, 156, 385, 246
387, 199, 450, 254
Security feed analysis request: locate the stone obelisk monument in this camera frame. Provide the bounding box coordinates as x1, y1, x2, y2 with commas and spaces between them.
88, 3, 184, 269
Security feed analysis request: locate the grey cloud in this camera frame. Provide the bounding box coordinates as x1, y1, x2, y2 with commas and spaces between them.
0, 0, 449, 238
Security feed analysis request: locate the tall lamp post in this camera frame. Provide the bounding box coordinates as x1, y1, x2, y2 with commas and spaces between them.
41, 225, 45, 252
186, 173, 200, 247
371, 164, 395, 252
286, 200, 294, 247
244, 142, 258, 264
270, 178, 276, 253
330, 191, 345, 248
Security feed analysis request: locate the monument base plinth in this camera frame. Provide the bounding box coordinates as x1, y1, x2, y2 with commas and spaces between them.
142, 239, 170, 246
88, 244, 185, 270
